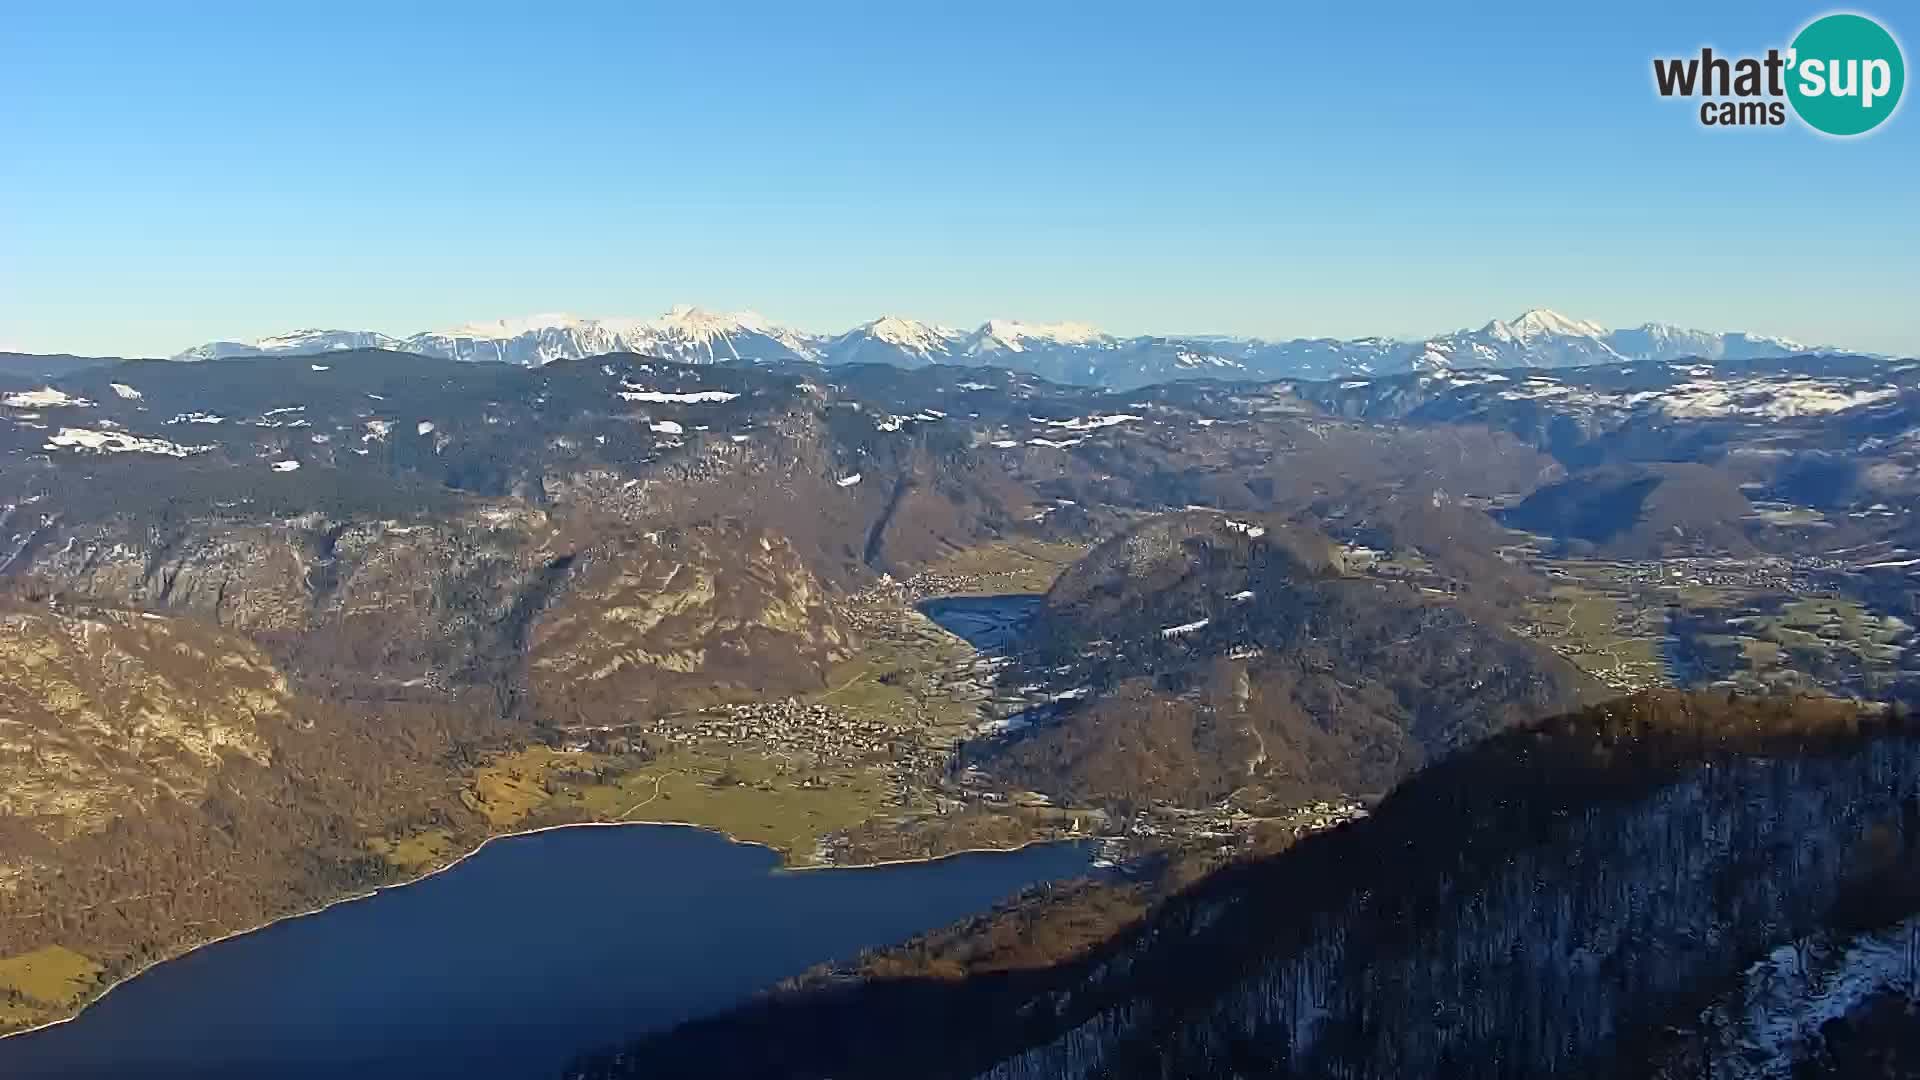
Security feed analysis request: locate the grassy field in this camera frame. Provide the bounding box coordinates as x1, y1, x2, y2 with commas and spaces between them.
1731, 597, 1900, 654
1529, 558, 1915, 697
1723, 597, 1914, 681
466, 745, 569, 828
1521, 581, 1663, 688
564, 748, 889, 858
1739, 638, 1784, 668
0, 945, 102, 1028
455, 744, 891, 865
365, 828, 457, 873
1781, 598, 1876, 639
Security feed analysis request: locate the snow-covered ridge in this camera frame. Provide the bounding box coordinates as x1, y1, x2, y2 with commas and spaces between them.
822, 316, 968, 366
968, 319, 1111, 354
179, 306, 825, 368
1408, 309, 1829, 375
431, 313, 590, 341
178, 329, 402, 360
861, 316, 962, 353
413, 305, 820, 367
167, 306, 1864, 390
1484, 308, 1611, 342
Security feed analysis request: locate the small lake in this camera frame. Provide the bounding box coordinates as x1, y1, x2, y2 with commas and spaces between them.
0, 825, 1091, 1080
917, 594, 1041, 653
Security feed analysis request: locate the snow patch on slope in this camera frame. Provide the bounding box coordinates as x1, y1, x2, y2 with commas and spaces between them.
3, 388, 93, 409
1694, 916, 1920, 1078
616, 381, 741, 404
45, 427, 213, 457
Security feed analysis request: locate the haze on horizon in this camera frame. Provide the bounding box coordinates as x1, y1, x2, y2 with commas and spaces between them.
2, 0, 1916, 358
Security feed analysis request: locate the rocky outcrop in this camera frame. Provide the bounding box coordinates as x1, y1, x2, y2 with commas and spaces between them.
528, 520, 849, 725
24, 521, 312, 632
0, 606, 284, 836
17, 506, 568, 691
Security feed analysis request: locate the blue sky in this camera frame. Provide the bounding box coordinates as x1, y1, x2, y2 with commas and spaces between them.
2, 1, 1915, 356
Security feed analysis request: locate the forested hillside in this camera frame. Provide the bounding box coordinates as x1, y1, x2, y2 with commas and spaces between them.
570, 693, 1920, 1080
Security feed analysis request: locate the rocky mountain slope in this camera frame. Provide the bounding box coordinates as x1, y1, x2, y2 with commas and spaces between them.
0, 598, 500, 1031
1404, 308, 1810, 372
528, 520, 850, 725
0, 606, 284, 836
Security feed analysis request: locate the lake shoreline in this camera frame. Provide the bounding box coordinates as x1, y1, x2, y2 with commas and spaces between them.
0, 816, 1081, 1045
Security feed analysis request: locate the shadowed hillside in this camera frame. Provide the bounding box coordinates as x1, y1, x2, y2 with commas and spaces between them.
569, 693, 1920, 1080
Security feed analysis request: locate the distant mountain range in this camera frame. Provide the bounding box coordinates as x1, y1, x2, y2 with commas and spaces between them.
170, 306, 1834, 389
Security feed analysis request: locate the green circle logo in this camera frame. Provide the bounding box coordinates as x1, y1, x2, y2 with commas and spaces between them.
1787, 13, 1905, 135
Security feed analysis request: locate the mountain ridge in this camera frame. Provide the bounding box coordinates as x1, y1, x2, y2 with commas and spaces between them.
162, 307, 1853, 389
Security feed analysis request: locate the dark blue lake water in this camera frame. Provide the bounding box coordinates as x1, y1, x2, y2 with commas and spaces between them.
916, 595, 1041, 653
0, 825, 1090, 1080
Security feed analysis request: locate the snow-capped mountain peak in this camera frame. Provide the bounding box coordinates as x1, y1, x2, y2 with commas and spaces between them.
1485, 309, 1610, 342
821, 316, 965, 367
433, 313, 587, 341
653, 304, 766, 337
642, 305, 819, 360
1410, 309, 1626, 373
168, 306, 1857, 388
404, 306, 824, 366
1623, 321, 1809, 352
970, 319, 1110, 354
252, 328, 396, 351
863, 316, 960, 350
